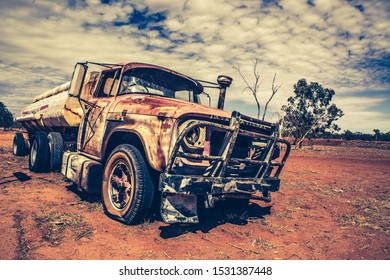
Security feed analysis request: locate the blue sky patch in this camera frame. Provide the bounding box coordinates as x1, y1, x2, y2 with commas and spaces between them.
307, 0, 315, 7
357, 52, 390, 85
354, 4, 365, 13
262, 0, 283, 9
120, 8, 167, 30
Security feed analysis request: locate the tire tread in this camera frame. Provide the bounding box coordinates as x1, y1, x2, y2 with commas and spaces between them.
29, 131, 49, 173
48, 132, 64, 172
13, 132, 27, 156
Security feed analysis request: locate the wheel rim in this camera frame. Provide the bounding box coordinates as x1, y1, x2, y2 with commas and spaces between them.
108, 159, 134, 210
30, 140, 37, 165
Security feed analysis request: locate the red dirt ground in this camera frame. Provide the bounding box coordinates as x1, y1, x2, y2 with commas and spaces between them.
0, 131, 389, 260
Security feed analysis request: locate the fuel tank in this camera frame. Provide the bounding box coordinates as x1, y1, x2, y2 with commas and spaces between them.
16, 72, 98, 134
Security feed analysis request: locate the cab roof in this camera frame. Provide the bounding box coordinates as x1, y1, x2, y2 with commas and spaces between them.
102, 62, 204, 94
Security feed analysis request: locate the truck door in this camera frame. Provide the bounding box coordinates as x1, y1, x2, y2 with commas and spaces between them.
78, 68, 121, 157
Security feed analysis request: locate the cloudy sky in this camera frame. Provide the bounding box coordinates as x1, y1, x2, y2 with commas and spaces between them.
0, 0, 389, 133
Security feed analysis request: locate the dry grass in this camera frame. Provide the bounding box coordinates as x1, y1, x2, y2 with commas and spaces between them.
214, 251, 232, 260
314, 184, 345, 198
251, 238, 278, 251
343, 197, 390, 234
273, 209, 294, 220
36, 212, 94, 247
350, 197, 390, 212
13, 211, 30, 259
137, 218, 155, 230
260, 219, 288, 234
339, 214, 381, 230
286, 196, 308, 210
139, 250, 158, 260
77, 199, 103, 212
226, 210, 249, 224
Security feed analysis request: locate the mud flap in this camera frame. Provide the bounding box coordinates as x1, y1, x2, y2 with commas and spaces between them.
160, 194, 199, 224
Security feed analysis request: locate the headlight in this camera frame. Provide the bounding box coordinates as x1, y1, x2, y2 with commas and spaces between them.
180, 120, 206, 152
185, 127, 200, 146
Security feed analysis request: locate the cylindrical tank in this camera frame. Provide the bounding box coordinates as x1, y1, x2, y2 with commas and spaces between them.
16, 71, 99, 135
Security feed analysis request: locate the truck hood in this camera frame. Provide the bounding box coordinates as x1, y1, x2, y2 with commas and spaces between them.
116, 94, 232, 120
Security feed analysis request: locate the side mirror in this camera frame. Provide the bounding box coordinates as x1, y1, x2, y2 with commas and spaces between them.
69, 63, 88, 97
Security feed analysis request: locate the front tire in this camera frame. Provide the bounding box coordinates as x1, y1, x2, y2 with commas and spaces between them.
102, 144, 154, 225
29, 131, 49, 173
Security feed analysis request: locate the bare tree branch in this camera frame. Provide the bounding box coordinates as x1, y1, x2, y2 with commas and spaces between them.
262, 73, 282, 121
234, 59, 281, 120
233, 64, 255, 94
233, 59, 262, 119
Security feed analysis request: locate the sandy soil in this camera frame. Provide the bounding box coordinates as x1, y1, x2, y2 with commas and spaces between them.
0, 131, 389, 260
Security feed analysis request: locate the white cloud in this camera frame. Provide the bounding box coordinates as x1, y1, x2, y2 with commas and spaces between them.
0, 0, 389, 133
337, 109, 389, 133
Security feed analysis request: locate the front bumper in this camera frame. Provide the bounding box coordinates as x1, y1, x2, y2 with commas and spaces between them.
159, 173, 281, 195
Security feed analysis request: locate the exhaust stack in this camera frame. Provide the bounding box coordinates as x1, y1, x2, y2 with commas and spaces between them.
217, 75, 233, 110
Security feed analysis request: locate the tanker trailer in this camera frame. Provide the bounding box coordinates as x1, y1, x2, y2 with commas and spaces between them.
13, 71, 99, 172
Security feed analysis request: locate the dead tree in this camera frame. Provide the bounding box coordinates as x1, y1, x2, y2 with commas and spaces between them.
262, 73, 282, 121
233, 59, 262, 119
233, 59, 281, 121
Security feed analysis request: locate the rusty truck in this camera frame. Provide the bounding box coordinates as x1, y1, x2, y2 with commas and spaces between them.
13, 61, 290, 224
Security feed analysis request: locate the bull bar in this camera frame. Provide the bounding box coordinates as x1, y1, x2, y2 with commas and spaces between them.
159, 111, 291, 196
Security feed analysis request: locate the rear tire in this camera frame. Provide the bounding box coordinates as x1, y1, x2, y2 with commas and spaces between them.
29, 131, 49, 173
102, 144, 154, 225
47, 132, 64, 172
13, 132, 28, 156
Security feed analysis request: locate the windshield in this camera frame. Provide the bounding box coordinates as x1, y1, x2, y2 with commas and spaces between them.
118, 68, 201, 103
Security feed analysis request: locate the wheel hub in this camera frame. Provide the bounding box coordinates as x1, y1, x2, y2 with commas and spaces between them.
109, 162, 133, 210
